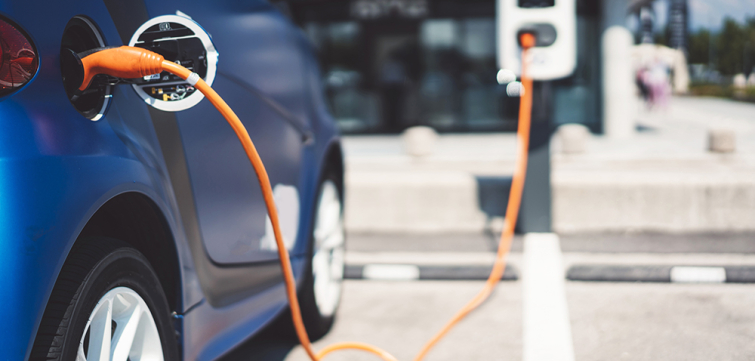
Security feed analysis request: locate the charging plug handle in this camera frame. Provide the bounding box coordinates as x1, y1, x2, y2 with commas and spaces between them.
73, 46, 165, 91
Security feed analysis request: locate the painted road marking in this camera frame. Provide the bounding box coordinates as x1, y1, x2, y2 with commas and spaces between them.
345, 264, 519, 281
523, 233, 575, 361
671, 266, 726, 283
362, 264, 420, 281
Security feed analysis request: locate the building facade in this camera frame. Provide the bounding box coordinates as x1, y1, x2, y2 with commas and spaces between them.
288, 0, 605, 134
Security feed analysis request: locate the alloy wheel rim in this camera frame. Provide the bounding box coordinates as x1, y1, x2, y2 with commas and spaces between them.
312, 180, 345, 318
77, 286, 163, 361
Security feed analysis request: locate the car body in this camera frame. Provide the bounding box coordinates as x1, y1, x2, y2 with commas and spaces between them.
0, 1, 343, 360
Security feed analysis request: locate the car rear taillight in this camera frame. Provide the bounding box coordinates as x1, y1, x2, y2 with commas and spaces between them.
0, 17, 38, 97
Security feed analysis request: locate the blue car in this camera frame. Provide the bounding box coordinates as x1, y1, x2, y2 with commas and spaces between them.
0, 1, 345, 360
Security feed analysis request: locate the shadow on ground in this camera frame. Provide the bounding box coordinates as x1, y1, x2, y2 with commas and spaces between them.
219, 333, 298, 361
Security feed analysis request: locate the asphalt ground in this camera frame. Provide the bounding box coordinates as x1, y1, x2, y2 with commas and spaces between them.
568, 282, 755, 361
223, 281, 522, 361
221, 232, 755, 360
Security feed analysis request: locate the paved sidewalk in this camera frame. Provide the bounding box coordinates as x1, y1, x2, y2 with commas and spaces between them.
343, 96, 755, 233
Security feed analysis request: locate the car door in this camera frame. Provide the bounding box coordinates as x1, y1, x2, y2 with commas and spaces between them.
144, 0, 312, 265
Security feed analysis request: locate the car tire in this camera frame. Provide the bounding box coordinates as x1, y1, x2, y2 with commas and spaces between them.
298, 171, 346, 340
270, 169, 345, 342
30, 237, 179, 361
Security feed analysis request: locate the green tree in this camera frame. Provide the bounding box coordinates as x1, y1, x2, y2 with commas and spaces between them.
688, 29, 710, 65
744, 17, 755, 75
653, 31, 668, 46
716, 18, 745, 75
689, 17, 755, 76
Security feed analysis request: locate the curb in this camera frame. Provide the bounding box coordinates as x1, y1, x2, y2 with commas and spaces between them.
345, 264, 518, 281
567, 265, 755, 283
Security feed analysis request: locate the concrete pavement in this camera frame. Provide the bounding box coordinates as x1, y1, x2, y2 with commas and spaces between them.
343, 96, 755, 234
222, 281, 523, 361
220, 232, 755, 361
568, 282, 755, 361
224, 280, 755, 361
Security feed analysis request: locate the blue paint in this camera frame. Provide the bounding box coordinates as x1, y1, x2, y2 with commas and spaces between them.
0, 1, 340, 359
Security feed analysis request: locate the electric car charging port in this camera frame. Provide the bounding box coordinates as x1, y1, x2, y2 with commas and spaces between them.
60, 16, 112, 120
128, 15, 218, 111
132, 23, 206, 102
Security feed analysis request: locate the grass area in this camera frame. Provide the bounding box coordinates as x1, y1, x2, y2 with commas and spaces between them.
689, 83, 755, 103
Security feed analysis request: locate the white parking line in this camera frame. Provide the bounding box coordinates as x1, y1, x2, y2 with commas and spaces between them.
362, 264, 420, 281
523, 233, 575, 361
670, 266, 726, 283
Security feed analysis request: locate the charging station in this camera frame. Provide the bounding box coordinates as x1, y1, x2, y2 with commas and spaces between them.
496, 0, 577, 232
497, 0, 577, 80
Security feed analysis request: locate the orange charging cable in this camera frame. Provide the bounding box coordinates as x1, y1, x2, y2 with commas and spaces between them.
407, 33, 536, 360
77, 32, 535, 361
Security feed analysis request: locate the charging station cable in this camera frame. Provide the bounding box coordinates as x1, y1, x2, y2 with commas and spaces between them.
73, 32, 535, 361
407, 33, 535, 361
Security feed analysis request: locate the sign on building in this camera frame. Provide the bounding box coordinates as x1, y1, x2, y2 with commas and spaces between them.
351, 0, 428, 19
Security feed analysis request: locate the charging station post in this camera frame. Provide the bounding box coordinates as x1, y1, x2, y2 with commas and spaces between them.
497, 6, 578, 360
518, 81, 553, 232
496, 0, 576, 233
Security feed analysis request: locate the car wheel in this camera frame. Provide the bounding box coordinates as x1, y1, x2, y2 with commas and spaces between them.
271, 171, 345, 342
300, 175, 346, 339
30, 238, 178, 361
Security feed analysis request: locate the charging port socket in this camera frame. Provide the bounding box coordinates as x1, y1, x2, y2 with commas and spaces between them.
129, 15, 218, 112
60, 16, 112, 120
